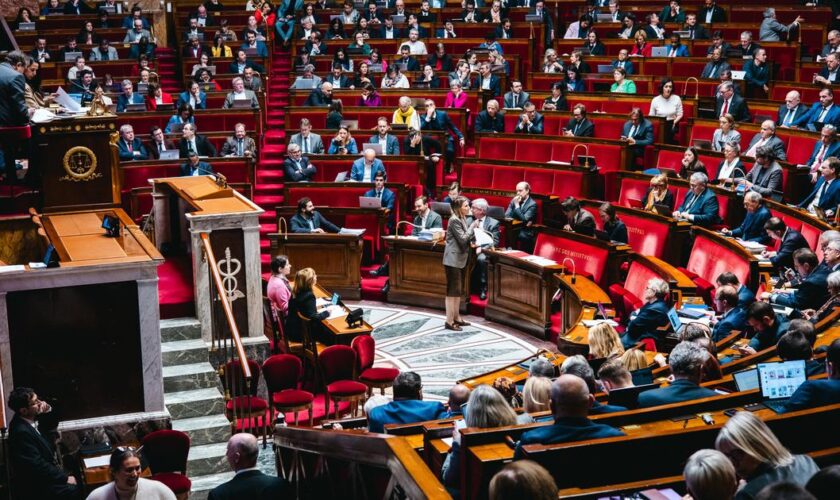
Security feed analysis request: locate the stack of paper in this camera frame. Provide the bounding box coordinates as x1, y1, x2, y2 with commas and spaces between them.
522, 255, 557, 267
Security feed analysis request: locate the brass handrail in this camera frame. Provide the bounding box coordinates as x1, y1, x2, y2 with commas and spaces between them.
200, 232, 251, 380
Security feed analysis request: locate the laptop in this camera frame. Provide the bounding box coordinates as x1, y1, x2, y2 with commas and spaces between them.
607, 383, 660, 410
362, 143, 383, 155
17, 22, 35, 31
334, 171, 349, 181
359, 196, 382, 208
340, 120, 359, 130
124, 103, 146, 112
156, 103, 175, 112
597, 64, 614, 74
756, 360, 807, 413
368, 63, 383, 73
159, 149, 180, 160
244, 48, 258, 57
231, 99, 252, 109
730, 70, 746, 80
596, 13, 615, 22
651, 46, 669, 57
666, 306, 683, 333
678, 307, 707, 320
64, 51, 83, 62
137, 83, 149, 95
733, 368, 759, 392
293, 77, 317, 89
673, 30, 690, 38
525, 14, 543, 22
596, 302, 609, 320
391, 14, 405, 24
692, 139, 712, 150
204, 65, 217, 75
346, 47, 364, 55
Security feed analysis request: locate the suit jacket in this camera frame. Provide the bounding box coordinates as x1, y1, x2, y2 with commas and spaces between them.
622, 119, 654, 156
412, 210, 443, 235
350, 158, 386, 182
513, 417, 625, 459
712, 307, 747, 341
568, 210, 596, 236
769, 229, 809, 269
774, 265, 830, 311
715, 95, 751, 122
475, 74, 501, 96
421, 110, 464, 141
759, 17, 795, 42
221, 136, 257, 157
116, 92, 145, 112
240, 41, 269, 57
731, 206, 772, 243
777, 104, 809, 127
304, 89, 332, 106
749, 313, 789, 350
744, 60, 770, 88
799, 178, 840, 212
664, 44, 690, 57
177, 91, 207, 110
566, 117, 595, 137
743, 161, 784, 198
806, 140, 840, 168
623, 299, 670, 343
683, 24, 710, 40
369, 134, 400, 155
604, 220, 628, 243
9, 415, 76, 500
506, 196, 538, 240
368, 400, 446, 433
325, 75, 352, 89
515, 113, 545, 134
699, 5, 726, 23
117, 138, 149, 161
738, 285, 756, 310
283, 157, 316, 182
819, 66, 840, 84
700, 60, 731, 79
229, 60, 265, 74
289, 132, 324, 154
475, 111, 505, 133
180, 161, 214, 176
290, 211, 339, 233
123, 29, 152, 44
637, 379, 718, 408
364, 187, 396, 215
178, 135, 218, 158
503, 91, 531, 109
803, 103, 840, 131
677, 188, 721, 227
611, 60, 635, 75
443, 216, 474, 268
89, 46, 119, 61
746, 134, 787, 161
468, 216, 500, 247
182, 44, 209, 59
222, 90, 259, 109
783, 379, 840, 413
148, 139, 177, 159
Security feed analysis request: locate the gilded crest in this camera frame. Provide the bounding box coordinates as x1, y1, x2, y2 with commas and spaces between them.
60, 146, 102, 182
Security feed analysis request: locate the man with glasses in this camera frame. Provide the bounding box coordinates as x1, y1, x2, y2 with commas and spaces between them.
283, 144, 317, 182
8, 387, 80, 499
761, 248, 830, 312
673, 172, 721, 227
563, 104, 595, 137
715, 82, 750, 122
777, 90, 808, 128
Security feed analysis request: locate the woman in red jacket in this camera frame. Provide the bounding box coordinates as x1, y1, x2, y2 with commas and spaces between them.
629, 31, 653, 58
146, 83, 174, 111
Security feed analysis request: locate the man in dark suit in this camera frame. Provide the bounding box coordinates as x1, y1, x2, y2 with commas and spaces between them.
762, 217, 810, 270
563, 104, 595, 137
800, 157, 840, 217
182, 36, 208, 58
469, 198, 500, 300
815, 52, 840, 85
209, 434, 288, 499
283, 144, 317, 182
560, 356, 627, 414
722, 191, 772, 244
715, 82, 751, 122
783, 338, 840, 412
673, 172, 721, 228
716, 272, 756, 310
506, 181, 538, 252
611, 49, 635, 74
117, 124, 149, 161
620, 277, 671, 348
178, 124, 218, 158
744, 121, 787, 161
804, 125, 840, 179
698, 0, 725, 24
513, 375, 625, 459
475, 99, 505, 133
682, 13, 710, 40
802, 88, 840, 132
514, 102, 544, 135
116, 80, 145, 112
411, 195, 443, 235
637, 342, 718, 408
304, 82, 333, 107
777, 90, 809, 128
560, 197, 596, 236
29, 38, 52, 64
364, 171, 396, 231
325, 64, 352, 89
622, 108, 654, 165
503, 81, 530, 109
474, 62, 501, 97
180, 152, 214, 176
229, 50, 266, 74
290, 197, 340, 233
700, 47, 730, 79
368, 372, 446, 433
369, 118, 401, 155
421, 100, 465, 171
762, 248, 830, 312
147, 126, 177, 159
744, 301, 790, 352
8, 387, 80, 499
711, 285, 747, 341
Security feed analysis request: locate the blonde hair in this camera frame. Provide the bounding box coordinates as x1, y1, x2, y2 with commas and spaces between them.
715, 412, 794, 469
620, 348, 648, 371
650, 174, 668, 187
465, 385, 518, 429
293, 267, 317, 295
588, 323, 625, 359
521, 377, 551, 414
683, 449, 737, 500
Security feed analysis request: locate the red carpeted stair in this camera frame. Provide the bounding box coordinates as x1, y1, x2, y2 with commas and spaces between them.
155, 48, 181, 94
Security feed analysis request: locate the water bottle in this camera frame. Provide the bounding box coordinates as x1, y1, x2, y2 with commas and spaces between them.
275, 412, 287, 428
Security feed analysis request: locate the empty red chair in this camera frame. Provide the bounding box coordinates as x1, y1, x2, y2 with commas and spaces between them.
222, 359, 270, 435
263, 354, 314, 426
141, 430, 192, 499
319, 345, 367, 419
351, 335, 400, 395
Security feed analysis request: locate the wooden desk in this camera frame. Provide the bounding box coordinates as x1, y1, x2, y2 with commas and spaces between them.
268, 233, 364, 300
313, 284, 373, 345
555, 273, 610, 356
83, 455, 151, 492
383, 236, 472, 313
458, 351, 564, 390
484, 249, 564, 340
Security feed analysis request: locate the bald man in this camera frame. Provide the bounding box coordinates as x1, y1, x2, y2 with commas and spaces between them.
513, 375, 625, 459
208, 434, 288, 499
447, 384, 471, 417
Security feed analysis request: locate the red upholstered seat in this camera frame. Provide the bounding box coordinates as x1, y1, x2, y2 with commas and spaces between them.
352, 335, 399, 394
226, 395, 269, 412
621, 212, 671, 258
150, 472, 192, 494
685, 233, 752, 304
272, 389, 314, 406
360, 367, 401, 382
263, 354, 314, 426
327, 380, 369, 396
533, 232, 609, 286
618, 178, 651, 206
320, 345, 366, 417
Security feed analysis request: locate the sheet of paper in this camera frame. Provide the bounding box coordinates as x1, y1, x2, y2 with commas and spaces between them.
339, 228, 365, 236
473, 228, 493, 247
0, 265, 26, 273
54, 87, 82, 112
440, 437, 454, 447
581, 319, 619, 328
83, 455, 111, 468
326, 305, 346, 320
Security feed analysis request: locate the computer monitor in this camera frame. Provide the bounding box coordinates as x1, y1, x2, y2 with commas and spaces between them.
757, 360, 807, 402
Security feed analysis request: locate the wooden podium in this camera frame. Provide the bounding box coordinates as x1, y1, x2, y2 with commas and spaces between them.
152, 176, 265, 342
267, 232, 364, 300
32, 115, 121, 213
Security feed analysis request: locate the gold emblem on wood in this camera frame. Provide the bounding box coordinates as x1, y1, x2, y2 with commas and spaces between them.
60, 146, 102, 182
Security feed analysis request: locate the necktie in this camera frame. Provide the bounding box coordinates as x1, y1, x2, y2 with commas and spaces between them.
818, 107, 830, 123
128, 141, 133, 152
377, 190, 382, 199
629, 125, 637, 138
783, 108, 794, 126
689, 27, 695, 39
573, 121, 580, 135
159, 143, 164, 153
513, 94, 517, 107
238, 139, 243, 156
190, 141, 196, 153
817, 145, 826, 165
708, 64, 717, 78
817, 181, 829, 206
303, 137, 309, 153
722, 99, 730, 117
102, 50, 108, 61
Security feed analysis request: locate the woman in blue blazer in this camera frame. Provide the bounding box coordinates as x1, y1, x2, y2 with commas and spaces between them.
165, 104, 196, 134
563, 67, 585, 93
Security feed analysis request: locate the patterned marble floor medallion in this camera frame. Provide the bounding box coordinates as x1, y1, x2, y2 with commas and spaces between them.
349, 305, 540, 402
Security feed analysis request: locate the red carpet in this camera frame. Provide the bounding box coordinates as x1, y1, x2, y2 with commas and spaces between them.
361, 265, 388, 301
158, 255, 195, 319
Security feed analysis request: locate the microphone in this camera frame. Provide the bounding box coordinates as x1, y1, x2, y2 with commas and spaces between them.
570, 144, 590, 167
278, 216, 288, 241
395, 220, 421, 238
726, 166, 747, 188
561, 257, 576, 284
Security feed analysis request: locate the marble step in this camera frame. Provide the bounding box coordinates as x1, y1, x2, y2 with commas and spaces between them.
160, 317, 202, 343
186, 442, 231, 476
161, 338, 210, 367
171, 414, 231, 447
165, 388, 225, 420
188, 472, 235, 499
163, 362, 220, 393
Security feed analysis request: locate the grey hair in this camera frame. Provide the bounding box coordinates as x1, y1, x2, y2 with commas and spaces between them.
471, 198, 489, 211
761, 119, 776, 132
668, 341, 707, 377
724, 140, 740, 154
529, 356, 555, 378
823, 124, 837, 135
719, 81, 734, 92
646, 277, 670, 299
119, 124, 133, 135
465, 385, 518, 428
689, 172, 709, 185
232, 77, 243, 86
121, 79, 132, 87
744, 191, 762, 203
740, 31, 753, 40
830, 30, 840, 38
183, 123, 197, 133
828, 271, 840, 291
763, 8, 775, 18
822, 230, 840, 245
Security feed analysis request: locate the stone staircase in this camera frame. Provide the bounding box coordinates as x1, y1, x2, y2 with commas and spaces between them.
160, 318, 274, 499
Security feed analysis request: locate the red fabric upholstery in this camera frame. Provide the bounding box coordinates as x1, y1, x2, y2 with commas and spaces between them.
0, 125, 31, 139
319, 345, 357, 384
640, 338, 657, 352
621, 212, 672, 258
141, 430, 190, 476
350, 335, 376, 372
272, 389, 314, 406
686, 233, 751, 303
533, 233, 609, 285
360, 367, 401, 383
617, 178, 652, 205
622, 261, 662, 310
327, 380, 368, 396
226, 395, 269, 413
150, 472, 192, 494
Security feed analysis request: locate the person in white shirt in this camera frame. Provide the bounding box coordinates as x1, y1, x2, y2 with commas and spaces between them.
399, 29, 427, 55
716, 141, 746, 183
649, 78, 684, 144
87, 449, 176, 500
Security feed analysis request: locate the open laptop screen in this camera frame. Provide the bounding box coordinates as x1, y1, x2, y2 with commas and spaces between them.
757, 360, 807, 400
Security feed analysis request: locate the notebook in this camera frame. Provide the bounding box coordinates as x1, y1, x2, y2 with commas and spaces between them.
757, 360, 807, 413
